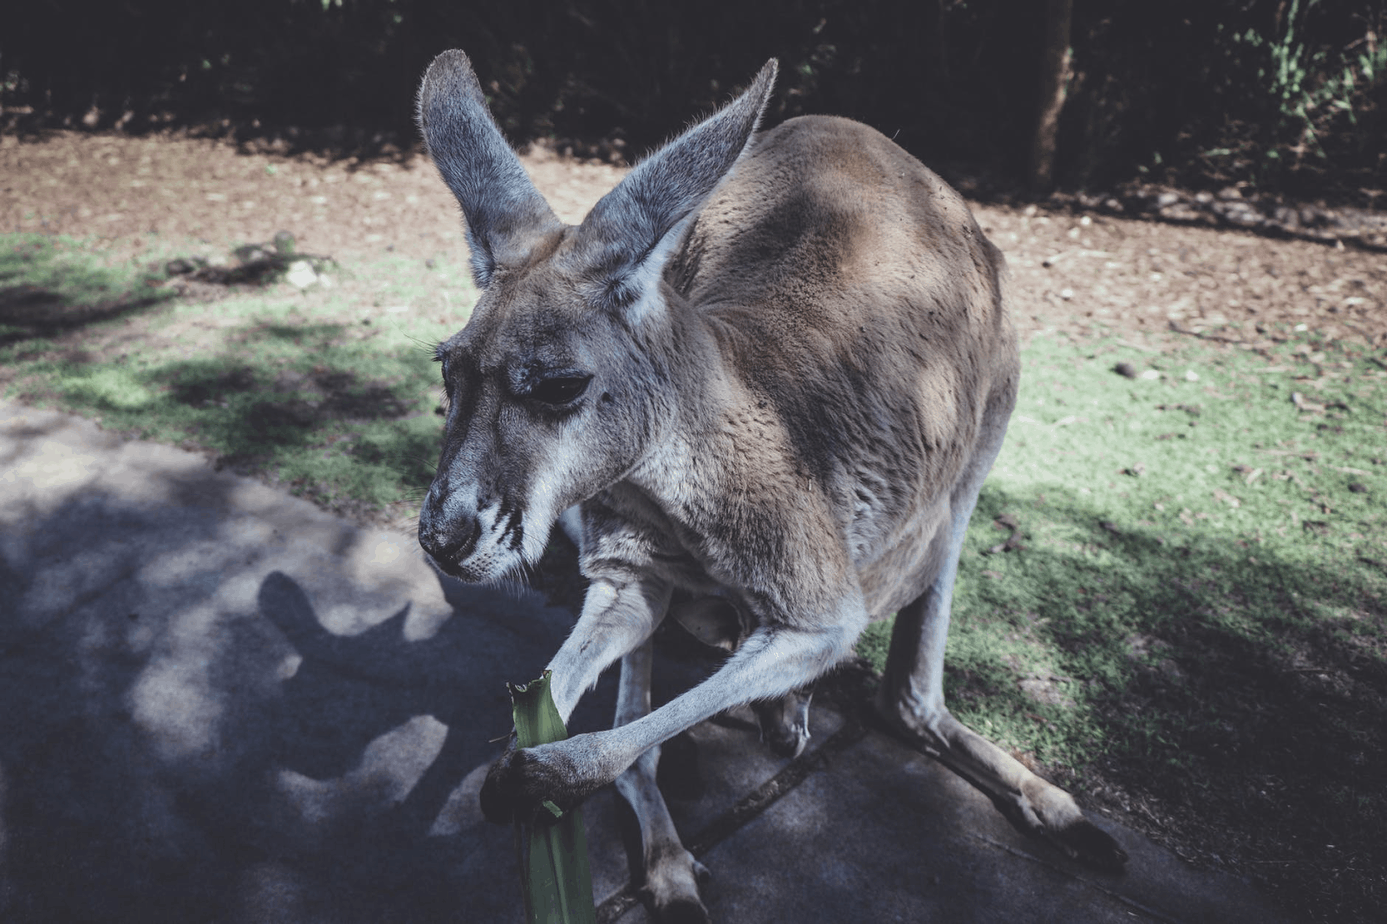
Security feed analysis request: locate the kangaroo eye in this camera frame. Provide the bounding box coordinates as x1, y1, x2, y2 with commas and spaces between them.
530, 375, 591, 406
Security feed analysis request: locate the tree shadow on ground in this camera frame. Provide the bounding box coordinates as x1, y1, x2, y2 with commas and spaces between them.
956, 483, 1387, 924
3, 287, 442, 515
0, 466, 623, 922
0, 239, 174, 347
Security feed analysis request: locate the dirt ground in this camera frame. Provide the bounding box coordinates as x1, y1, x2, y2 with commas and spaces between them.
3, 129, 1385, 353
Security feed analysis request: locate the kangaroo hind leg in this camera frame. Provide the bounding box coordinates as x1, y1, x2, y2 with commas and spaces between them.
613, 640, 711, 924
876, 445, 1128, 870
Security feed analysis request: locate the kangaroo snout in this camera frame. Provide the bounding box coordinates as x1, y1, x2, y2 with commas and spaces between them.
417, 499, 481, 575
419, 481, 531, 582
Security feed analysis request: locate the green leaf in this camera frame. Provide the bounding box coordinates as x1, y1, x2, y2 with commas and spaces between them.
509, 671, 597, 924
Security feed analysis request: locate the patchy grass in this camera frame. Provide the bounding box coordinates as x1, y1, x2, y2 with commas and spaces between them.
859, 328, 1387, 923
0, 233, 175, 343
0, 232, 476, 520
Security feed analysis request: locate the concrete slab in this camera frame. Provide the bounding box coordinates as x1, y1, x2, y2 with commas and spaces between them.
0, 401, 1300, 923
651, 726, 1297, 924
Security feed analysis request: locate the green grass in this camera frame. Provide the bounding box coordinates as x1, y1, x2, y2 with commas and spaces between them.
1, 232, 474, 515
859, 328, 1387, 916
0, 233, 173, 342
863, 329, 1387, 761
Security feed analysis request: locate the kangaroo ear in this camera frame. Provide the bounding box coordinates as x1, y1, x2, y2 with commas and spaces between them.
579, 59, 778, 312
417, 50, 560, 288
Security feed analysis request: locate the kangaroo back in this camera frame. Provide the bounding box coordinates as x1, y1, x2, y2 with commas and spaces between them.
667, 115, 1018, 615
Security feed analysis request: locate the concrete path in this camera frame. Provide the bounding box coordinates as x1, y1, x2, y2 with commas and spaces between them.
0, 400, 1300, 923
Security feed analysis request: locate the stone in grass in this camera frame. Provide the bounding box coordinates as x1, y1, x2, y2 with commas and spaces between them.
285, 260, 319, 289
1113, 362, 1138, 379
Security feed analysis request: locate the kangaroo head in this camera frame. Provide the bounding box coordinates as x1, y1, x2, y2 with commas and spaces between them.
416, 50, 776, 582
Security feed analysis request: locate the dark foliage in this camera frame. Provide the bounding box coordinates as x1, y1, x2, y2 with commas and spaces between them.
2, 0, 1383, 198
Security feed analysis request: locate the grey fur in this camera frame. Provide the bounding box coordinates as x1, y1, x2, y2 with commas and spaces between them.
415, 49, 1127, 922
416, 50, 561, 287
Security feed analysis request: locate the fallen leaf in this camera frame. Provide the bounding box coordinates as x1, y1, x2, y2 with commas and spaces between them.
1213, 488, 1242, 508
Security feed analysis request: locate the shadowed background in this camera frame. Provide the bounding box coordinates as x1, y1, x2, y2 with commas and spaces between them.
3, 0, 1385, 198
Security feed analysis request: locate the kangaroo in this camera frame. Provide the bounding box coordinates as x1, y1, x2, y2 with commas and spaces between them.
415, 49, 1127, 921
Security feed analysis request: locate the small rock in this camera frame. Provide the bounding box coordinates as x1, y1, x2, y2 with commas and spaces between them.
1183, 370, 1200, 382
1291, 392, 1325, 413
285, 259, 318, 289
1140, 369, 1162, 380
1349, 483, 1368, 494
1114, 362, 1138, 379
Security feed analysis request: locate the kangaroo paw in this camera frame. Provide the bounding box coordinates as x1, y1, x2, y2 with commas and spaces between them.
1049, 816, 1129, 872
643, 847, 711, 924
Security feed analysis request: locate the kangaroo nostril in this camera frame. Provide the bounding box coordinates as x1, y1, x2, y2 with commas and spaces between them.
443, 519, 481, 560
420, 517, 481, 563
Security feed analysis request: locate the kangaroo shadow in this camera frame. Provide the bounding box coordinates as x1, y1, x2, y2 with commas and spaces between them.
258, 569, 600, 829
245, 566, 666, 918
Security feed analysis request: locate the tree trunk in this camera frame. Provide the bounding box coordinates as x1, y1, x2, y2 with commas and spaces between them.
1028, 0, 1074, 191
